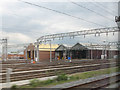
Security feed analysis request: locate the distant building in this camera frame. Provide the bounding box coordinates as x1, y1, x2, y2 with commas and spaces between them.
7, 54, 25, 59
55, 44, 71, 60
24, 43, 59, 62
24, 42, 119, 62
24, 43, 35, 60
55, 43, 88, 60
55, 43, 119, 60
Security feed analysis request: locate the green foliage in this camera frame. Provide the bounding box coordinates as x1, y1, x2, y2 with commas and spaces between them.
11, 84, 18, 89
69, 76, 80, 80
28, 78, 55, 87
42, 79, 54, 85
29, 78, 40, 87
18, 67, 120, 88
56, 73, 68, 81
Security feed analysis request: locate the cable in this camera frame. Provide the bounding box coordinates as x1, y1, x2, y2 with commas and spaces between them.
18, 0, 108, 28
70, 1, 114, 22
94, 2, 117, 14
90, 0, 117, 16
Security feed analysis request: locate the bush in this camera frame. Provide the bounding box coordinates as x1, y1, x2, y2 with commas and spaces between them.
29, 78, 40, 87
43, 79, 54, 85
11, 85, 18, 89
56, 73, 68, 81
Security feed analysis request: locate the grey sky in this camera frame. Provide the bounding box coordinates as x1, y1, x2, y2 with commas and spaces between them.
0, 0, 119, 53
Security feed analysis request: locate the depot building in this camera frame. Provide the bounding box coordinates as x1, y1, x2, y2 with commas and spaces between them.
55, 43, 119, 60
24, 43, 119, 62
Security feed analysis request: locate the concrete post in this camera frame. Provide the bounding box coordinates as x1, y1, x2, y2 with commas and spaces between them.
37, 44, 39, 62
6, 68, 12, 87
64, 50, 66, 60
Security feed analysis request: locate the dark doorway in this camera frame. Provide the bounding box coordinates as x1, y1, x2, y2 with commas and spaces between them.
72, 50, 87, 59
59, 51, 63, 59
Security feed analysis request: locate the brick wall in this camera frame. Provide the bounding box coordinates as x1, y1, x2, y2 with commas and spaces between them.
39, 51, 55, 62
7, 54, 25, 59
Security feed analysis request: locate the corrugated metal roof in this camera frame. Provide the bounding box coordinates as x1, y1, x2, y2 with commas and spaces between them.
38, 44, 59, 51
81, 43, 118, 50
34, 43, 118, 51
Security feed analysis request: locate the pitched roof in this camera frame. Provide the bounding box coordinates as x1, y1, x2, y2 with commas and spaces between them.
55, 44, 68, 51
70, 43, 88, 50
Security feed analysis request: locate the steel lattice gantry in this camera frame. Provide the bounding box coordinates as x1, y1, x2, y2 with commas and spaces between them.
36, 27, 119, 43
108, 41, 120, 49
35, 27, 119, 62
0, 38, 8, 61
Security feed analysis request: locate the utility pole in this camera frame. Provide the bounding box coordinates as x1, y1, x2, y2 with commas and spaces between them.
50, 40, 52, 62
24, 46, 28, 63
37, 42, 39, 62
103, 40, 107, 60
105, 43, 107, 60
91, 43, 93, 60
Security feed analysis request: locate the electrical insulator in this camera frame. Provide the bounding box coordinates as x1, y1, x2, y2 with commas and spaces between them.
95, 34, 96, 37
98, 33, 100, 36
73, 36, 74, 39
84, 35, 85, 38
106, 33, 108, 36
115, 16, 120, 22
113, 32, 114, 35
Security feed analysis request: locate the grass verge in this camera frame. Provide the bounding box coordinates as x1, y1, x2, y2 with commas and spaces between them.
11, 67, 120, 89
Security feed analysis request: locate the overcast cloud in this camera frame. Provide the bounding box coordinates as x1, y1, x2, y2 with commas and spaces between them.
0, 0, 119, 53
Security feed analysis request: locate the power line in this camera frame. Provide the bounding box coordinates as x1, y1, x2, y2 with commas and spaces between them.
70, 1, 114, 22
90, 1, 116, 16
18, 0, 108, 28
93, 2, 117, 15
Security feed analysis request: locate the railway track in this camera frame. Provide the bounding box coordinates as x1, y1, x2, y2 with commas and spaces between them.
49, 72, 120, 89
1, 62, 119, 83
63, 73, 120, 89
1, 59, 116, 70
1, 60, 117, 73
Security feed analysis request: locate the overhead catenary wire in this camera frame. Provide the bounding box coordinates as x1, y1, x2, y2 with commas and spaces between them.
18, 0, 108, 28
93, 1, 117, 15
90, 0, 117, 16
70, 1, 115, 22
